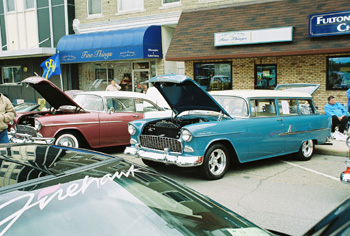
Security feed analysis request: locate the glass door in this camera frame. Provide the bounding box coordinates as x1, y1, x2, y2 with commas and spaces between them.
132, 62, 150, 93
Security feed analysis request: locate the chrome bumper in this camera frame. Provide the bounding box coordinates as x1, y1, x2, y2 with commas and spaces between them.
9, 131, 55, 145
124, 146, 203, 167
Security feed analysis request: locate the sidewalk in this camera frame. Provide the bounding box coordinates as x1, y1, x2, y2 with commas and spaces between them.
315, 140, 349, 157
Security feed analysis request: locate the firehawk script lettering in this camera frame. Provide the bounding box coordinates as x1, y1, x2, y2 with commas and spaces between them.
0, 165, 139, 236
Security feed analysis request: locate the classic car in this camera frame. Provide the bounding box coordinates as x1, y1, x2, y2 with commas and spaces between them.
10, 76, 167, 148
0, 142, 349, 236
124, 74, 331, 180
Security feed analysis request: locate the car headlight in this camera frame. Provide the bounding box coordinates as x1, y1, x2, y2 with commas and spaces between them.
34, 119, 41, 130
181, 129, 192, 142
128, 124, 136, 135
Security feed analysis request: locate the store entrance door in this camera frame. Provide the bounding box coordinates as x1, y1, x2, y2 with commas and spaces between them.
133, 70, 149, 93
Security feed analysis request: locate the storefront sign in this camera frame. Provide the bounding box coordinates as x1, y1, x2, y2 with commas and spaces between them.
60, 46, 162, 64
214, 27, 293, 46
309, 10, 350, 37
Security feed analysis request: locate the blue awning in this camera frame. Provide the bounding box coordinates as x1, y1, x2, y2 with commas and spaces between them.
57, 26, 162, 64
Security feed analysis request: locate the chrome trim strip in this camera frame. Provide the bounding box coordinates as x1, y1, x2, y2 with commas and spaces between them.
44, 121, 99, 127
279, 128, 330, 136
100, 121, 123, 124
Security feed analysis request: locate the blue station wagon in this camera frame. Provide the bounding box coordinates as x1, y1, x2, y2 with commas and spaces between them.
124, 75, 331, 180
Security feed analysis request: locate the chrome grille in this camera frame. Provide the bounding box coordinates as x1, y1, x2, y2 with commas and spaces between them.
15, 125, 38, 137
139, 135, 182, 153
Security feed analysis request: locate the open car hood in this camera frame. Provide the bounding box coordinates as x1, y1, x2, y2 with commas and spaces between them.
274, 83, 320, 95
147, 74, 230, 117
21, 76, 83, 110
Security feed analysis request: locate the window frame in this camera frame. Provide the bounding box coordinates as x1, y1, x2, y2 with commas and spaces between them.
254, 64, 277, 90
326, 56, 350, 90
1, 66, 22, 84
117, 0, 144, 14
87, 0, 102, 17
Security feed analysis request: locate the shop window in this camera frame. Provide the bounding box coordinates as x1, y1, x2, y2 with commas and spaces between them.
193, 62, 232, 91
327, 56, 350, 90
6, 0, 15, 12
1, 66, 22, 84
25, 0, 34, 9
255, 65, 277, 90
118, 0, 144, 13
88, 0, 102, 15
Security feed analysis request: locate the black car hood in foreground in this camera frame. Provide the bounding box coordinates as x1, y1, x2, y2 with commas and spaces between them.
0, 143, 271, 236
0, 143, 349, 236
147, 74, 230, 117
21, 76, 83, 110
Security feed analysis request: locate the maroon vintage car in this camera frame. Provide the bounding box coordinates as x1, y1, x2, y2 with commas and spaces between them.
9, 76, 167, 148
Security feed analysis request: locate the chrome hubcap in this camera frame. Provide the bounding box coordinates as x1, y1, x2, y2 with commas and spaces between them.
208, 149, 226, 175
302, 140, 313, 157
57, 137, 77, 147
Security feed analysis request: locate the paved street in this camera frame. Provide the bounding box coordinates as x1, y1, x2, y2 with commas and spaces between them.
103, 145, 350, 236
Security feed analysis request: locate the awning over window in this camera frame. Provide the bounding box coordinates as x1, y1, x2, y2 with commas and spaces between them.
57, 26, 162, 64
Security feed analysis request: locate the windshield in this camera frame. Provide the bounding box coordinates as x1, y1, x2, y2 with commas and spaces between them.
74, 94, 104, 111
213, 95, 249, 117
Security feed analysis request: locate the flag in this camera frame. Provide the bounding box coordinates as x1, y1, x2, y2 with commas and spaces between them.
40, 53, 61, 79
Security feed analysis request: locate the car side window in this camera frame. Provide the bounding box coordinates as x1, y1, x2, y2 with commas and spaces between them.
106, 98, 135, 112
135, 99, 158, 113
298, 99, 315, 115
250, 99, 277, 117
278, 99, 298, 116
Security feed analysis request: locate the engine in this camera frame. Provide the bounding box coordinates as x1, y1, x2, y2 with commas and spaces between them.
142, 117, 209, 139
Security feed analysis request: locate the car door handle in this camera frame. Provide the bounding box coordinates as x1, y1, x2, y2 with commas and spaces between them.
276, 118, 283, 121
133, 115, 139, 117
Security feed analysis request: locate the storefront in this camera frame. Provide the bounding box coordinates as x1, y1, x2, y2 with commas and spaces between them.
57, 25, 162, 93
165, 0, 350, 112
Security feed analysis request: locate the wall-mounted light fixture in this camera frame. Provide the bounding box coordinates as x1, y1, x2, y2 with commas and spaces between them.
23, 67, 28, 72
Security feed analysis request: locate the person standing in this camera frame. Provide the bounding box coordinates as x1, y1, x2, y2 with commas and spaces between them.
106, 80, 121, 91
324, 96, 349, 140
0, 94, 16, 143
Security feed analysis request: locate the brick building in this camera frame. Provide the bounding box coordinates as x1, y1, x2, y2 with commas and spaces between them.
64, 0, 254, 92
166, 0, 350, 112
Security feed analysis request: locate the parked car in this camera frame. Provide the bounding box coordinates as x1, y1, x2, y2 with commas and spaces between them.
9, 76, 167, 148
124, 74, 331, 180
0, 142, 349, 236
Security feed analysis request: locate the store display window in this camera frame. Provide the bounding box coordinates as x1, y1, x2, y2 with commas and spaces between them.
327, 56, 350, 90
255, 65, 277, 90
193, 62, 232, 91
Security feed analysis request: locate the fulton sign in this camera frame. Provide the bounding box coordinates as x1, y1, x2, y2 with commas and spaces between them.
309, 10, 350, 37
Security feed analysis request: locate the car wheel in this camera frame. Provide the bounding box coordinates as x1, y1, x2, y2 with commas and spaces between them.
55, 132, 80, 148
141, 159, 165, 168
296, 139, 314, 161
201, 143, 229, 180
